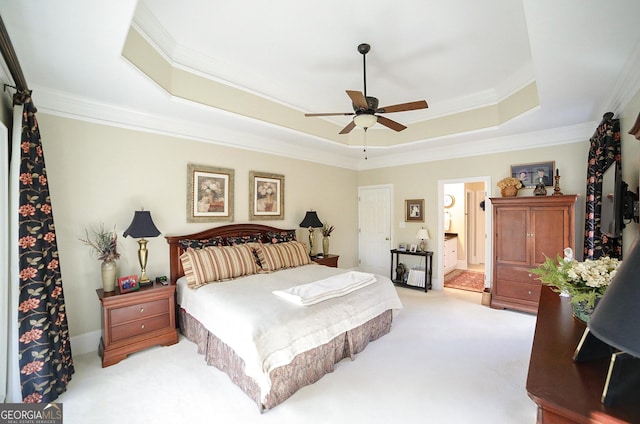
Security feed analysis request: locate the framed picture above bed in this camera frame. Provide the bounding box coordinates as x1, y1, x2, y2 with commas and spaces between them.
249, 171, 284, 220
187, 163, 234, 223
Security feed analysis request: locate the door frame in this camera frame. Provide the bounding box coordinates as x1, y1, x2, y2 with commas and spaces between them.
437, 177, 493, 291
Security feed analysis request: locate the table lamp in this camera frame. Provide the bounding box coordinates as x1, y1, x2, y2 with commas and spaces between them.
416, 228, 430, 252
299, 211, 323, 256
573, 237, 640, 406
123, 210, 161, 285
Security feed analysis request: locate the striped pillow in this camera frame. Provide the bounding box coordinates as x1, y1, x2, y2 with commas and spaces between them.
180, 244, 259, 288
254, 241, 311, 272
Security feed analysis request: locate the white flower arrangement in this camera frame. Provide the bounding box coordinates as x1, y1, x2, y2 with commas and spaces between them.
532, 255, 620, 307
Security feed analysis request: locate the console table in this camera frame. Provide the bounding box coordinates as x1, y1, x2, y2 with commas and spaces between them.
390, 249, 433, 292
526, 285, 640, 423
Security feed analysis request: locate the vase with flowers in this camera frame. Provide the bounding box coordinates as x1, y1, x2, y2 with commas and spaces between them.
321, 222, 334, 256
80, 224, 121, 292
497, 177, 523, 197
531, 255, 620, 323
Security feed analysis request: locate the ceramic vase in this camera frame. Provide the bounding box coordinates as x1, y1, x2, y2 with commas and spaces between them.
571, 299, 598, 324
322, 236, 330, 256
101, 260, 117, 292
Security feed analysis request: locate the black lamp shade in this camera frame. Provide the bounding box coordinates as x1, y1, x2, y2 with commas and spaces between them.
299, 211, 323, 228
588, 238, 640, 358
123, 210, 161, 239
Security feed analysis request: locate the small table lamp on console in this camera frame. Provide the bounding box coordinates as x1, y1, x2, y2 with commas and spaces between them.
123, 209, 161, 286
573, 237, 640, 406
416, 227, 430, 252
299, 210, 323, 257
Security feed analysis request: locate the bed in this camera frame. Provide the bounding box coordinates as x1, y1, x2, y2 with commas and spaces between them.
166, 223, 403, 411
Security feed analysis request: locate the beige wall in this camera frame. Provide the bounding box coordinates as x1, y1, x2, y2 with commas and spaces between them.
38, 113, 358, 337
359, 142, 589, 257
34, 88, 640, 340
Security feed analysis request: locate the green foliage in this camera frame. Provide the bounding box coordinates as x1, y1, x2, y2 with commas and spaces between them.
531, 255, 620, 308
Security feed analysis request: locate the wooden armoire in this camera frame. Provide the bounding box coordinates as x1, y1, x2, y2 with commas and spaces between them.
490, 195, 577, 314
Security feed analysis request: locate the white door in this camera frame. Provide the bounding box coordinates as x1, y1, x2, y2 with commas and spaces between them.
358, 185, 392, 275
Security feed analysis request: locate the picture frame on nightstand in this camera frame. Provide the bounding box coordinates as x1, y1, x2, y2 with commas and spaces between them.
118, 275, 140, 293
398, 243, 407, 251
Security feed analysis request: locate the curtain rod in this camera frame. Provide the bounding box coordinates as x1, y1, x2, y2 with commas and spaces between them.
0, 15, 28, 92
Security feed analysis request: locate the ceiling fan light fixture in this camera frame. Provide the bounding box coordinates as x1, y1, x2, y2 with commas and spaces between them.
353, 114, 378, 129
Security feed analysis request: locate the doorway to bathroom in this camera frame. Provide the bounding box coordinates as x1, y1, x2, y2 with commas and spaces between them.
436, 177, 492, 291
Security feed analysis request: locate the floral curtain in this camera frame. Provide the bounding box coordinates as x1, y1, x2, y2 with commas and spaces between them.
584, 112, 622, 260
14, 90, 74, 403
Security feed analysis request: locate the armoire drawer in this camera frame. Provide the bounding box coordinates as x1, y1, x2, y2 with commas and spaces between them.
495, 280, 541, 302
496, 266, 538, 284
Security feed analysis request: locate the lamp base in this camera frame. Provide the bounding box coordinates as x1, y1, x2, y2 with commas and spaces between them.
601, 352, 640, 406
139, 274, 152, 287
573, 328, 640, 407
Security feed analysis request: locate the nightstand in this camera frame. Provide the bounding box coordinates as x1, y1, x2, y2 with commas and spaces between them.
312, 254, 339, 267
96, 282, 178, 367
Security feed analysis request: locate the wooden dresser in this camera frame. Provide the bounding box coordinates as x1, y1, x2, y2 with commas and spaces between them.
527, 285, 640, 423
490, 195, 577, 313
97, 283, 178, 367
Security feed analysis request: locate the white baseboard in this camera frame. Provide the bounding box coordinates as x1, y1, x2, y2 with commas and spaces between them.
71, 330, 101, 356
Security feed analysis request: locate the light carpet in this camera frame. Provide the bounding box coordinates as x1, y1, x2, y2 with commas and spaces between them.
57, 288, 536, 424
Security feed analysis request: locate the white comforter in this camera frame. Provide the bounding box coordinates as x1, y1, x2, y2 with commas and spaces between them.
176, 264, 403, 401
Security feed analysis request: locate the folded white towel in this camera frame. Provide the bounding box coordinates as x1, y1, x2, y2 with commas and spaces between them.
273, 271, 377, 306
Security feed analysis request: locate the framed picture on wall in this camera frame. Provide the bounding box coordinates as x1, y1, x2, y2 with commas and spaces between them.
510, 161, 555, 188
187, 163, 234, 222
249, 171, 284, 220
405, 199, 424, 222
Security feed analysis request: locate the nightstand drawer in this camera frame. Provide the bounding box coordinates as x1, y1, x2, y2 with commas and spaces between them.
110, 298, 168, 325
110, 313, 171, 343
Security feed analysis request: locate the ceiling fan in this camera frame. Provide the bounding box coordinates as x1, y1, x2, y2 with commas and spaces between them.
305, 43, 428, 134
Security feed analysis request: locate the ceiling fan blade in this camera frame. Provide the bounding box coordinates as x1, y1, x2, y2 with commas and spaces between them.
305, 112, 354, 117
346, 90, 369, 110
377, 115, 407, 132
339, 120, 356, 134
376, 100, 428, 113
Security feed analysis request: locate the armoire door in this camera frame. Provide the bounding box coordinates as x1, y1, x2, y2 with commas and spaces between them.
494, 206, 530, 266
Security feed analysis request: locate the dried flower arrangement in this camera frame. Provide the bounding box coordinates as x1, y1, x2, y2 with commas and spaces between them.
496, 177, 523, 189
321, 223, 335, 237
79, 224, 120, 262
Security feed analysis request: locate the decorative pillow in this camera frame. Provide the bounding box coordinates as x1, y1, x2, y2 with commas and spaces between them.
179, 237, 224, 250
254, 241, 311, 272
266, 230, 297, 244
225, 233, 262, 245
180, 244, 259, 288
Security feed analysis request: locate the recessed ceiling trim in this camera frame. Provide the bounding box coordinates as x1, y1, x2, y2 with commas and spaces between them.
123, 25, 541, 148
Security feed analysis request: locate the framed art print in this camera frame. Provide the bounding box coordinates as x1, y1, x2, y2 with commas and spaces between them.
187, 163, 234, 222
249, 171, 284, 220
510, 161, 555, 188
405, 199, 424, 222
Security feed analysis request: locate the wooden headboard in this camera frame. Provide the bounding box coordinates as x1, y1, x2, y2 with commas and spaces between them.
165, 223, 298, 284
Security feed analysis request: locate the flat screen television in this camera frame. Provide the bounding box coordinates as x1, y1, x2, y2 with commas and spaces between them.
600, 163, 627, 238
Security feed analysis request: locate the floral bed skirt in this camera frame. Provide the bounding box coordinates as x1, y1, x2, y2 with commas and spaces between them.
179, 308, 393, 411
